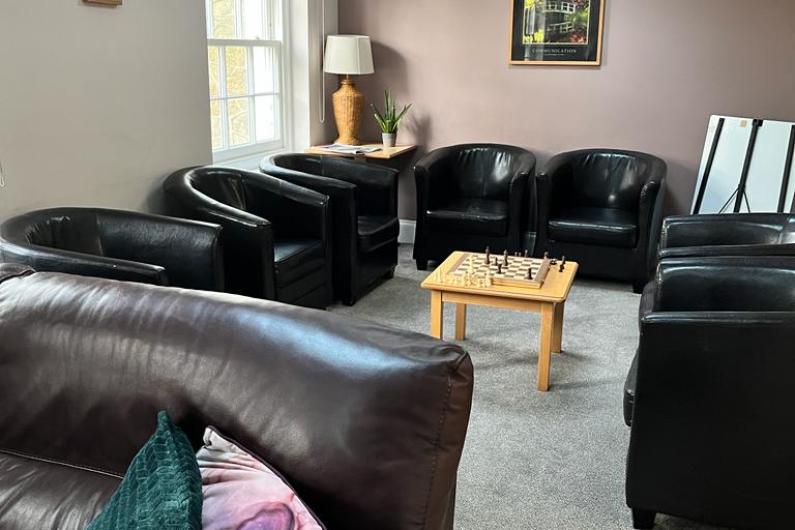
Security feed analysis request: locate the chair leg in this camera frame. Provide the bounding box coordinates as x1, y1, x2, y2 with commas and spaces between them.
631, 509, 656, 529
416, 259, 428, 271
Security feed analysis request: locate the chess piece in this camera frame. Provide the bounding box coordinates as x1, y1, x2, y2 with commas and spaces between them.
527, 267, 533, 280
485, 246, 491, 264
524, 249, 529, 257
503, 250, 508, 266
543, 251, 549, 259
494, 257, 498, 267
497, 263, 502, 274
560, 256, 566, 272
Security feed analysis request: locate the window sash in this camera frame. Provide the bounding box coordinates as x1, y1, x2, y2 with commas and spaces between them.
205, 0, 289, 161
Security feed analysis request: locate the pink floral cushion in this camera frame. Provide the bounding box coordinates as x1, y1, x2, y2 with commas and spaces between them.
196, 427, 324, 530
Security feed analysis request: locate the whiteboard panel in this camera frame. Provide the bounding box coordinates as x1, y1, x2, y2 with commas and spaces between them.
691, 115, 795, 214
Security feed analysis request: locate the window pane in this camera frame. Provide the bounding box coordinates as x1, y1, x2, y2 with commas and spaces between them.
267, 0, 283, 41
227, 98, 251, 146
254, 95, 277, 143
211, 0, 236, 39
224, 47, 249, 97
252, 47, 277, 94
242, 0, 264, 39
208, 46, 221, 98
210, 100, 224, 150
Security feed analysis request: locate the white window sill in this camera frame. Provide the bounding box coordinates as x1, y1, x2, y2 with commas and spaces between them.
211, 147, 291, 171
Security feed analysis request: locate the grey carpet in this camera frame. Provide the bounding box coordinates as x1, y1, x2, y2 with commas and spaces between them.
330, 245, 724, 530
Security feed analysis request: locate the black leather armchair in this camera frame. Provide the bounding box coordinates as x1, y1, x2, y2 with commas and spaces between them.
0, 207, 223, 290
658, 213, 795, 260
535, 149, 667, 293
260, 154, 399, 305
413, 144, 536, 269
163, 166, 332, 309
624, 256, 795, 529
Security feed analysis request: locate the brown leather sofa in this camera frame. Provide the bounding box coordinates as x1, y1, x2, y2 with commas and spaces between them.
0, 264, 474, 530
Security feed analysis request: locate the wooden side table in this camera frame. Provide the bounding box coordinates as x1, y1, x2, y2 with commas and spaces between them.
305, 144, 417, 161
420, 251, 578, 392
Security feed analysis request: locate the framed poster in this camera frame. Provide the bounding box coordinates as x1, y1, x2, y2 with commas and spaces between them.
509, 0, 606, 66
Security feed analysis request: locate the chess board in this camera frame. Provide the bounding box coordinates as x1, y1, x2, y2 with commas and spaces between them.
448, 252, 552, 289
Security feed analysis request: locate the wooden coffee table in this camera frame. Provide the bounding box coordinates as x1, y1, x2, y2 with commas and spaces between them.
421, 251, 578, 392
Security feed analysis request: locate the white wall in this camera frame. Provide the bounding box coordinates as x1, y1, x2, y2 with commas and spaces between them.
0, 0, 213, 218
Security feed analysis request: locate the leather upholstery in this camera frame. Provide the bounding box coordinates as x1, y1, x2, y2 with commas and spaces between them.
548, 207, 638, 248
426, 198, 508, 237
163, 166, 332, 309
658, 213, 795, 260
624, 256, 795, 529
0, 265, 474, 530
0, 207, 223, 291
261, 154, 399, 305
413, 144, 536, 268
535, 149, 667, 293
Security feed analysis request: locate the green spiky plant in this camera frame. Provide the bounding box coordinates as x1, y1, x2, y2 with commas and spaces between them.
372, 89, 412, 134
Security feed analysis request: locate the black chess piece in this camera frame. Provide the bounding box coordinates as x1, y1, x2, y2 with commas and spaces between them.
485, 246, 491, 264
527, 268, 533, 280
497, 263, 503, 274
559, 256, 566, 272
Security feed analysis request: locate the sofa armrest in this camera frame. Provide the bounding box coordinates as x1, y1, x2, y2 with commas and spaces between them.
95, 210, 224, 291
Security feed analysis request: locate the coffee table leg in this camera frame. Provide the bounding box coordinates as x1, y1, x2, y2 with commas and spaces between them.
430, 290, 443, 339
455, 304, 467, 340
538, 303, 554, 392
552, 302, 565, 354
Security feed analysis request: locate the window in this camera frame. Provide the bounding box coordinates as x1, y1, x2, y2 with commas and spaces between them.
205, 0, 288, 162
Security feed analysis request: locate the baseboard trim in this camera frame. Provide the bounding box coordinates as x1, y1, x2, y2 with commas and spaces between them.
398, 219, 416, 244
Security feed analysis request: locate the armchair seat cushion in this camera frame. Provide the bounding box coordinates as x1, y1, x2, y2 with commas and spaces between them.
426, 198, 508, 237
549, 207, 638, 248
358, 215, 399, 253
273, 239, 325, 288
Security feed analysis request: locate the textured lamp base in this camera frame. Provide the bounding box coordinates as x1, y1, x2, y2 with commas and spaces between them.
332, 76, 364, 146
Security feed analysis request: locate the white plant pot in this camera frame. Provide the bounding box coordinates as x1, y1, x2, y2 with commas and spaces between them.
382, 132, 397, 148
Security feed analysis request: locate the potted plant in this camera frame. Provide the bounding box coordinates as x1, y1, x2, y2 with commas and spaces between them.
372, 89, 412, 148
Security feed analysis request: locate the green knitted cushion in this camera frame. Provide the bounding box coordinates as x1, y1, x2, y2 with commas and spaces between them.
86, 411, 202, 530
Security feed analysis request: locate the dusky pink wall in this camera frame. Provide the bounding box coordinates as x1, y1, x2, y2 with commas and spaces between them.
338, 0, 795, 219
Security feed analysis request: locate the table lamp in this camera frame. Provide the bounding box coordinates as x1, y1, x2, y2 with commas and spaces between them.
324, 35, 374, 146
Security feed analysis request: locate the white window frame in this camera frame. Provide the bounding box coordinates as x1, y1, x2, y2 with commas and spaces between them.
206, 0, 292, 164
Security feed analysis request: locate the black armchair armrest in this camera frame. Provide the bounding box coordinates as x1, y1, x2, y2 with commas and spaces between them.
658, 213, 795, 260
414, 146, 457, 213
507, 152, 536, 245
630, 310, 795, 522
652, 256, 795, 312
0, 241, 167, 285
321, 157, 398, 217
244, 173, 330, 241
95, 209, 224, 291
535, 152, 576, 249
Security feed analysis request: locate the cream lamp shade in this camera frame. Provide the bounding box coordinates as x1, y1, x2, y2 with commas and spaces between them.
324, 35, 375, 75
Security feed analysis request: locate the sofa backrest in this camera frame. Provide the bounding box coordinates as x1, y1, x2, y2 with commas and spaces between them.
0, 266, 473, 530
